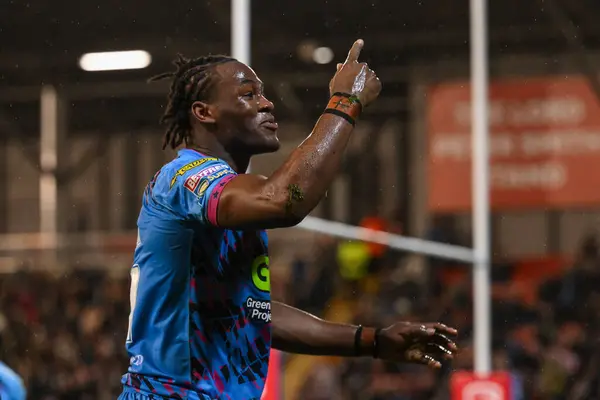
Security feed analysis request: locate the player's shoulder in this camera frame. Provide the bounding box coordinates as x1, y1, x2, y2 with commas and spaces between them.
161, 149, 235, 190
144, 150, 236, 217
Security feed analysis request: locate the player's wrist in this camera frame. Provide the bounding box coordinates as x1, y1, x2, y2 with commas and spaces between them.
323, 92, 362, 126
354, 325, 380, 357
372, 327, 382, 359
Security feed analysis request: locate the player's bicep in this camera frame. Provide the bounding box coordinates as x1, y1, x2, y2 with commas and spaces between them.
215, 174, 298, 229
180, 164, 297, 229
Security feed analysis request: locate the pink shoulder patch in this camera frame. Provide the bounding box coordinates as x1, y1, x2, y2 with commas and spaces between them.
207, 174, 236, 226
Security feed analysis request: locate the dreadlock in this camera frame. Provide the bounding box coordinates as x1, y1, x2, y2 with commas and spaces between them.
149, 54, 236, 150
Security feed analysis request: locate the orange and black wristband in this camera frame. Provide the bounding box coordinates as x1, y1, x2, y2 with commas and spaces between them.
355, 325, 378, 357
323, 92, 362, 126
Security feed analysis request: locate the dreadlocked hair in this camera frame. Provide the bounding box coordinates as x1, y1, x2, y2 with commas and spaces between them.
149, 54, 236, 150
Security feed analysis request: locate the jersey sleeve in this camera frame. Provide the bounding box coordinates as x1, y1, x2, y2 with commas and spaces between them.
0, 362, 26, 400
176, 159, 237, 226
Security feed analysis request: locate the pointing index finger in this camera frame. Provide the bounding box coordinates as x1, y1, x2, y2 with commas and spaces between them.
345, 39, 364, 64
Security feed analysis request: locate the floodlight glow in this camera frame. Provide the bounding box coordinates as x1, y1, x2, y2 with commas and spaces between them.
312, 47, 334, 64
79, 50, 152, 72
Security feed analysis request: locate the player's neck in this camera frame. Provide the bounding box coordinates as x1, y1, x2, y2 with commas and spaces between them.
185, 144, 249, 174
186, 130, 251, 173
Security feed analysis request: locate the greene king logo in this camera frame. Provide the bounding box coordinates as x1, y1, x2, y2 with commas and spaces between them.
251, 255, 270, 292
245, 297, 271, 323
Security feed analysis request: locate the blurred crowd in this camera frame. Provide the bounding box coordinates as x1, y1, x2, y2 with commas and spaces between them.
297, 229, 600, 400
0, 270, 129, 399
0, 226, 599, 400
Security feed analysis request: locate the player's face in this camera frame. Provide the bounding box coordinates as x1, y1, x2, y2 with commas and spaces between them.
210, 61, 280, 155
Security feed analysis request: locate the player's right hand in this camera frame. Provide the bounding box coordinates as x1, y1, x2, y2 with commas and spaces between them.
377, 322, 458, 368
329, 39, 382, 107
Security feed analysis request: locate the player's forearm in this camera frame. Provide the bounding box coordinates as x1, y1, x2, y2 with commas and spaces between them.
265, 113, 354, 222
271, 301, 375, 357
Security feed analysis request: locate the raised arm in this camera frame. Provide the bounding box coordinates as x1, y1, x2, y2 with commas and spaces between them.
216, 40, 381, 230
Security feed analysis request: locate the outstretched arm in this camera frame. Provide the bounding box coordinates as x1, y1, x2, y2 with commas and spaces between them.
271, 301, 373, 357
271, 301, 458, 368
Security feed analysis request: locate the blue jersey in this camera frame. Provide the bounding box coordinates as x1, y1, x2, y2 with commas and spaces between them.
121, 149, 272, 400
0, 361, 26, 400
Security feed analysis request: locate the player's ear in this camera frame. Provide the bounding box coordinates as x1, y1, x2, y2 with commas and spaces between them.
191, 101, 216, 124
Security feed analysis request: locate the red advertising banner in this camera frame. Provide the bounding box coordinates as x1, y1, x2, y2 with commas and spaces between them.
261, 350, 281, 400
427, 76, 600, 211
450, 371, 512, 400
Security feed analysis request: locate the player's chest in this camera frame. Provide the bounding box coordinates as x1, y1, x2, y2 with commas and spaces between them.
191, 230, 269, 285
224, 229, 268, 259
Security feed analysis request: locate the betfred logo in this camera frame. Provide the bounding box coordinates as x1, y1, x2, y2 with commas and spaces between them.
184, 164, 230, 194
184, 174, 201, 192
451, 371, 511, 400
197, 164, 228, 178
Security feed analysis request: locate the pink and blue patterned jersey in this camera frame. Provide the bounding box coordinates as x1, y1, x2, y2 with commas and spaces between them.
121, 149, 272, 400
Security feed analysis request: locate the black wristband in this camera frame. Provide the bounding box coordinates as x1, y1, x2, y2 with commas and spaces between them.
323, 109, 356, 126
354, 325, 363, 357
372, 328, 382, 359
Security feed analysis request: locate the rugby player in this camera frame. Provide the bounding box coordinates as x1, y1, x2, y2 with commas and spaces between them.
119, 39, 457, 400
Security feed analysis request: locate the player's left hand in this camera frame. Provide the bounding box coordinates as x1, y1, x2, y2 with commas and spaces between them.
376, 322, 458, 368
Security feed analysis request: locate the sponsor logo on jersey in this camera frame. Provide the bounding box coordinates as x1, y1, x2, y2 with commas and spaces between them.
245, 296, 271, 323
183, 164, 235, 197
251, 255, 270, 293
196, 179, 210, 197
207, 169, 232, 182
184, 164, 232, 195
169, 158, 217, 188
197, 164, 228, 178
129, 355, 144, 371
184, 174, 201, 192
